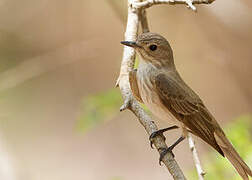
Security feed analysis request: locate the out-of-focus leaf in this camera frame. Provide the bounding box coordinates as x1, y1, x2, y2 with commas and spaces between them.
188, 114, 252, 180
77, 88, 122, 132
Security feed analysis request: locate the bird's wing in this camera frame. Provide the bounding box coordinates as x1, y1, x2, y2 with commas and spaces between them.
154, 73, 224, 156
129, 69, 143, 103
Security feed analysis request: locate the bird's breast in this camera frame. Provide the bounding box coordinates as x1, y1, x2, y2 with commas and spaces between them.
137, 63, 177, 124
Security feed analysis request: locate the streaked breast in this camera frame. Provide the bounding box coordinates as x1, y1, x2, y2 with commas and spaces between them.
137, 61, 176, 124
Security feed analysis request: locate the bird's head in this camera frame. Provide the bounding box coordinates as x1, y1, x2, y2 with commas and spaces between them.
121, 32, 174, 68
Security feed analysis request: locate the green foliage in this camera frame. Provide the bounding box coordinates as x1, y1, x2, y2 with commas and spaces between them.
76, 86, 150, 133
188, 115, 252, 180
77, 88, 122, 132
76, 58, 151, 133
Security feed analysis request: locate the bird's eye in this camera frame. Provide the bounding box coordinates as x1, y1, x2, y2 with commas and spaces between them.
149, 44, 157, 51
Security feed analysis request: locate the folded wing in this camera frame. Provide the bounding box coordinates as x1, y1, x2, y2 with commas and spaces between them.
154, 73, 224, 156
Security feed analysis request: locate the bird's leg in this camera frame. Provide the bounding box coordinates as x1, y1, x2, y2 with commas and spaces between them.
158, 136, 185, 165
149, 125, 179, 148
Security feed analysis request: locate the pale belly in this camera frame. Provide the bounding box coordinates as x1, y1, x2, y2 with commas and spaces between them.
137, 69, 180, 126
141, 87, 180, 126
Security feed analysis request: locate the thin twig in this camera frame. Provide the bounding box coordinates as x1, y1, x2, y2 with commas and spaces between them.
139, 9, 149, 33
132, 0, 215, 11
188, 134, 206, 180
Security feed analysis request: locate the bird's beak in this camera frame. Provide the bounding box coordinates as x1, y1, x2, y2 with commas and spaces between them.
120, 41, 139, 48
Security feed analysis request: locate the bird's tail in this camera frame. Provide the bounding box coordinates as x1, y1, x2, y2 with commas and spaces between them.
214, 131, 252, 180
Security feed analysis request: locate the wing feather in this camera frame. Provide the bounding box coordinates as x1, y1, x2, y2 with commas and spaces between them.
129, 69, 143, 103
154, 73, 224, 156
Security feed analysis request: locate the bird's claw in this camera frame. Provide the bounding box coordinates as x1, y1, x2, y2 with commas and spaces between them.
149, 131, 166, 149
158, 147, 174, 165
149, 126, 179, 148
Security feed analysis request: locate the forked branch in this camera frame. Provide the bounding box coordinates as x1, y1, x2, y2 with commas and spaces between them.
132, 0, 214, 11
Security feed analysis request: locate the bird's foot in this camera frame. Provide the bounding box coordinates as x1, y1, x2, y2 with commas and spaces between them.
158, 136, 186, 165
149, 126, 179, 148
158, 147, 175, 165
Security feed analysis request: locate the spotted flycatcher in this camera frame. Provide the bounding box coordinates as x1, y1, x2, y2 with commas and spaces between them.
121, 32, 252, 180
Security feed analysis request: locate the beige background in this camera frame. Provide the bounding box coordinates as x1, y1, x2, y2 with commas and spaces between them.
0, 0, 251, 180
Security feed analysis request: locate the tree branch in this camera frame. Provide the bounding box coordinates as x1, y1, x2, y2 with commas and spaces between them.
139, 9, 149, 33
116, 0, 186, 179
132, 0, 215, 11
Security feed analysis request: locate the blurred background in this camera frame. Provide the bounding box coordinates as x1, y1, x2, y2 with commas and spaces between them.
0, 0, 251, 180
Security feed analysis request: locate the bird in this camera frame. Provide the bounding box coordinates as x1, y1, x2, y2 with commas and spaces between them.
121, 32, 252, 180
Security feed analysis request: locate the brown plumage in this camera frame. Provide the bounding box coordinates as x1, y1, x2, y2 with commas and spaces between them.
122, 32, 252, 180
